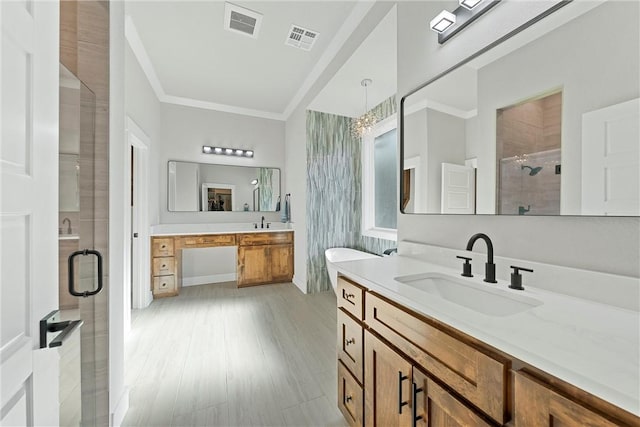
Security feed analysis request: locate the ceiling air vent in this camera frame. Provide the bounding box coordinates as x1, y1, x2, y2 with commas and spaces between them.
285, 24, 319, 51
224, 3, 263, 39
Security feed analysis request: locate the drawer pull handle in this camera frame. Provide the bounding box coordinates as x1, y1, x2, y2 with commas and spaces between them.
345, 395, 352, 403
412, 382, 424, 427
161, 245, 166, 249
345, 338, 355, 346
344, 293, 355, 300
161, 264, 166, 268
398, 371, 409, 414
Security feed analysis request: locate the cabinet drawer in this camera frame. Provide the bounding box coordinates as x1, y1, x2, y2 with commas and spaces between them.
337, 277, 365, 320
338, 308, 364, 384
238, 232, 292, 246
153, 275, 176, 295
180, 234, 236, 247
338, 360, 363, 427
365, 292, 507, 424
153, 257, 175, 276
514, 370, 622, 427
152, 238, 174, 257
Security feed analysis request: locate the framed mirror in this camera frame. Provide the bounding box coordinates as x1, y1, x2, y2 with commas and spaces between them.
167, 160, 281, 212
400, 1, 639, 216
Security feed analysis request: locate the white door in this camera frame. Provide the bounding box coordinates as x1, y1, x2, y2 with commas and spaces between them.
441, 163, 476, 214
582, 98, 640, 216
1, 1, 60, 425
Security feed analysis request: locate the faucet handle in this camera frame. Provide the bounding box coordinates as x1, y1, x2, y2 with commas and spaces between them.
253, 223, 258, 229
509, 265, 533, 290
456, 256, 473, 277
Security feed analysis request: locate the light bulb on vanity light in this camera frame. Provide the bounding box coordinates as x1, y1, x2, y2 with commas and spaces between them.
430, 10, 456, 33
459, 0, 483, 10
245, 150, 254, 158
214, 147, 223, 154
225, 148, 233, 155
235, 149, 244, 156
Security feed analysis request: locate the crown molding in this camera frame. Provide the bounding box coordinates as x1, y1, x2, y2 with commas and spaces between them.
125, 1, 373, 122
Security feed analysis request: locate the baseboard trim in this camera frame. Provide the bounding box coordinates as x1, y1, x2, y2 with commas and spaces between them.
292, 275, 307, 294
182, 273, 237, 287
111, 387, 129, 427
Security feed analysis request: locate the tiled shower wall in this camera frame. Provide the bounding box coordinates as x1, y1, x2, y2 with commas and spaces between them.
306, 97, 396, 293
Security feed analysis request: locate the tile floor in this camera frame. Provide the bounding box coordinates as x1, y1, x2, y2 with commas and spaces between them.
121, 282, 347, 427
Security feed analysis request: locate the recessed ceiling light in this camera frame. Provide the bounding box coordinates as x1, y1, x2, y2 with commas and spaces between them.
430, 10, 456, 33
459, 0, 483, 10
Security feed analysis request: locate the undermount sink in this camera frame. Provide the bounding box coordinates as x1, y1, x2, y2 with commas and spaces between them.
394, 272, 542, 316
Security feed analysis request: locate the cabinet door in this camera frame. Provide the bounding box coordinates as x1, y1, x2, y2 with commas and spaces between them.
412, 369, 491, 427
269, 244, 293, 282
365, 331, 413, 427
514, 371, 621, 427
237, 245, 270, 286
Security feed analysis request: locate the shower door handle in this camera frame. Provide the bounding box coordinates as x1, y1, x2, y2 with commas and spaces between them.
68, 249, 103, 297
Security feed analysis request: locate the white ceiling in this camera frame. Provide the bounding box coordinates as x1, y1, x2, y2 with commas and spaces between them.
125, 1, 365, 120
308, 6, 397, 118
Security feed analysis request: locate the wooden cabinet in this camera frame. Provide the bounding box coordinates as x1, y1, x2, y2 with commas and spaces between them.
365, 292, 507, 424
412, 368, 492, 427
336, 275, 639, 427
237, 233, 293, 287
150, 231, 294, 298
514, 370, 622, 427
338, 360, 364, 427
364, 331, 491, 427
337, 279, 366, 427
151, 236, 177, 298
364, 331, 413, 427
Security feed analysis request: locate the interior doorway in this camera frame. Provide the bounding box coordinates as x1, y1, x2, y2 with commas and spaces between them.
126, 118, 152, 316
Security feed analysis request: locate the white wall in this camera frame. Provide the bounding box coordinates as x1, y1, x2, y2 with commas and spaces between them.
397, 0, 640, 278
125, 44, 161, 225
157, 103, 285, 224
284, 2, 397, 293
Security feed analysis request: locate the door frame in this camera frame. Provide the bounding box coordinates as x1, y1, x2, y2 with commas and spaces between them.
125, 117, 152, 312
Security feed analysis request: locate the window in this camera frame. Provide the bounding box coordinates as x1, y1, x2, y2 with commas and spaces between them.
362, 115, 398, 241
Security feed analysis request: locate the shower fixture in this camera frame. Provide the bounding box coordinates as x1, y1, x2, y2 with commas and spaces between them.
521, 165, 542, 176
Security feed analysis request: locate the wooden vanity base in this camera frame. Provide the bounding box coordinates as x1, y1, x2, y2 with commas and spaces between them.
151, 231, 294, 298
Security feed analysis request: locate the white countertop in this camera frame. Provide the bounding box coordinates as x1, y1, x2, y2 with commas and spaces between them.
334, 255, 640, 416
151, 222, 293, 236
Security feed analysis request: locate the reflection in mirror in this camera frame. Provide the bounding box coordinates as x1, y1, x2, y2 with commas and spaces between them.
168, 161, 281, 212
401, 1, 639, 216
59, 64, 95, 213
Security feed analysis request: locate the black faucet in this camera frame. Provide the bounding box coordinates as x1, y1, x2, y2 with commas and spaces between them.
466, 233, 497, 283
261, 216, 265, 229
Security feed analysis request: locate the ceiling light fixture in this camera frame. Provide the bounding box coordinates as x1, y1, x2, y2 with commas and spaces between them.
430, 0, 500, 44
203, 146, 254, 158
351, 78, 379, 138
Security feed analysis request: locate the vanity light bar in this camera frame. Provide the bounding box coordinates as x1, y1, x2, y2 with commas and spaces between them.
203, 146, 254, 158
430, 0, 500, 44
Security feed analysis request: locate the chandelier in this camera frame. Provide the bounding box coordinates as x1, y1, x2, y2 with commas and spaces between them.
351, 78, 378, 138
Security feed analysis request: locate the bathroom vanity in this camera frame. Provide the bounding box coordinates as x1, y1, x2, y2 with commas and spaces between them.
150, 227, 293, 298
334, 250, 639, 427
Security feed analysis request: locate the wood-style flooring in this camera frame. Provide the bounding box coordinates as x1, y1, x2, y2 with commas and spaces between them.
122, 282, 347, 427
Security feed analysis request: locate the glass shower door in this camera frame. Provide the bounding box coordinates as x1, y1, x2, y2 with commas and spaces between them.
58, 64, 101, 426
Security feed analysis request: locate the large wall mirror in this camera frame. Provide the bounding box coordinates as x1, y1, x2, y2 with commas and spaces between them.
168, 160, 281, 212
401, 1, 639, 216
